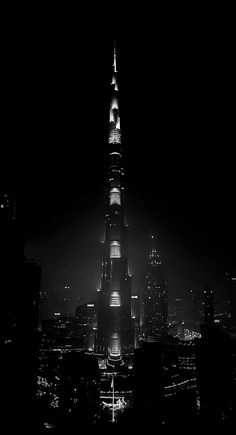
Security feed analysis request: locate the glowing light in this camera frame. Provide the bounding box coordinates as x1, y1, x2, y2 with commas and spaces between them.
113, 44, 117, 72
112, 74, 118, 91
110, 188, 121, 205
109, 125, 121, 144
116, 117, 120, 129
87, 304, 95, 307
110, 152, 121, 156
109, 332, 121, 357
110, 241, 121, 258
111, 97, 118, 111
110, 291, 121, 307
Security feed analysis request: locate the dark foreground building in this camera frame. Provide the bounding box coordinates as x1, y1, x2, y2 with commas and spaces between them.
1, 194, 41, 428
58, 352, 100, 427
196, 325, 235, 426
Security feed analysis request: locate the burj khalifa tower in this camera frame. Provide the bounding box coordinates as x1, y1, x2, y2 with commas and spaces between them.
96, 43, 133, 365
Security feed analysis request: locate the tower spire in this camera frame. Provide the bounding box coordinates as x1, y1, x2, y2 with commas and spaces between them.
109, 41, 120, 141
113, 40, 117, 73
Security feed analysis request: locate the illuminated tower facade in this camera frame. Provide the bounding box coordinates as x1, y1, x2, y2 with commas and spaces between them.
144, 236, 168, 341
96, 44, 132, 363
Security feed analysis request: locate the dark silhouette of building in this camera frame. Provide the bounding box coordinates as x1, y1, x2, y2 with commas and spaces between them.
143, 235, 168, 342
202, 286, 214, 330
169, 297, 184, 339
196, 325, 234, 427
96, 43, 132, 364
131, 294, 140, 348
1, 193, 23, 346
133, 342, 164, 426
226, 272, 236, 333
75, 301, 97, 351
58, 352, 100, 427
41, 314, 78, 350
22, 258, 41, 405
189, 288, 201, 330
173, 298, 182, 323
1, 193, 41, 428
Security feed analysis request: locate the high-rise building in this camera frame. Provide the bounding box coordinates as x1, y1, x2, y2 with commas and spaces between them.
131, 294, 140, 321
173, 298, 182, 324
226, 272, 236, 332
41, 314, 77, 350
131, 294, 140, 348
189, 288, 200, 330
96, 43, 132, 364
75, 301, 97, 351
143, 236, 168, 341
202, 286, 214, 328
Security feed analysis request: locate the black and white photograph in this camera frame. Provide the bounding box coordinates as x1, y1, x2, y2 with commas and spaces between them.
1, 3, 235, 430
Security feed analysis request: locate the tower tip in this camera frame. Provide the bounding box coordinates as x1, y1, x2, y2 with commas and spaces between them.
113, 40, 117, 72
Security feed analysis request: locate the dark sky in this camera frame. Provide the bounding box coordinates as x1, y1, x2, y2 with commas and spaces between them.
1, 4, 235, 314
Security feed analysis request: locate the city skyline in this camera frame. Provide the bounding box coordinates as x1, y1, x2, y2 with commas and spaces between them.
1, 4, 236, 429
1, 4, 235, 315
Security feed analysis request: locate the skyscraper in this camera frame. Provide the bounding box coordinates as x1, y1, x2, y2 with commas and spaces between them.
131, 294, 140, 349
226, 272, 236, 332
96, 43, 132, 364
189, 288, 200, 329
202, 286, 214, 328
75, 301, 97, 351
143, 236, 168, 341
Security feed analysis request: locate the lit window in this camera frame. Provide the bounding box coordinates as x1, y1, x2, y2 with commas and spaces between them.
109, 333, 121, 357
109, 127, 121, 144
110, 241, 121, 258
109, 188, 121, 205
110, 291, 121, 307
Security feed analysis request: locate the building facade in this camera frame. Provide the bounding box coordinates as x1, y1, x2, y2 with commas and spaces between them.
75, 301, 97, 351
226, 272, 236, 332
143, 236, 168, 341
202, 286, 214, 328
96, 44, 132, 363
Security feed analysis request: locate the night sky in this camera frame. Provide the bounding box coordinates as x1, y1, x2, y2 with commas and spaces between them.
1, 4, 235, 315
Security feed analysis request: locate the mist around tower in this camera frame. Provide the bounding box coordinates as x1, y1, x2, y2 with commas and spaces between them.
1, 3, 236, 430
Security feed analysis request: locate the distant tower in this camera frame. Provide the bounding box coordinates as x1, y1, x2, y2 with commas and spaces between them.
75, 301, 97, 351
143, 235, 168, 341
226, 272, 236, 331
202, 286, 214, 328
96, 43, 132, 364
131, 294, 140, 348
189, 288, 201, 331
